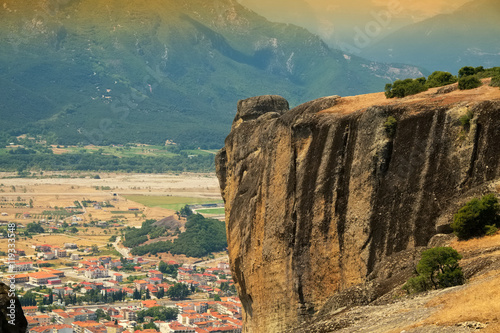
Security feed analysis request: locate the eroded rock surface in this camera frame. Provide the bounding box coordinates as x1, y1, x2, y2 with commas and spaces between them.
216, 88, 500, 332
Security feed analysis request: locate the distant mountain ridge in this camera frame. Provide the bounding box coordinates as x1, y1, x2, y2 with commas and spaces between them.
362, 0, 500, 73
0, 0, 423, 148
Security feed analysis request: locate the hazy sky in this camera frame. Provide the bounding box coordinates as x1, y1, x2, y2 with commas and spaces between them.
238, 0, 472, 46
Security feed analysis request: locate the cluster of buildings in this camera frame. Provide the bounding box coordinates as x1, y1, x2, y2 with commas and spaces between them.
176, 263, 232, 296
11, 268, 66, 286
32, 244, 71, 260
164, 298, 242, 333
22, 297, 242, 333
6, 245, 240, 333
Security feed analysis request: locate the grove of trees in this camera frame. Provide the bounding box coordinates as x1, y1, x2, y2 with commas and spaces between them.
128, 214, 227, 258
385, 66, 500, 98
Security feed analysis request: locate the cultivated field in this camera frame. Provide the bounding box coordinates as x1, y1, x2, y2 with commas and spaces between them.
124, 195, 223, 211
195, 208, 225, 215
0, 172, 222, 254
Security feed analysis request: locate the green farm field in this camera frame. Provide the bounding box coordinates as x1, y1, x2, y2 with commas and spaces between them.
195, 208, 225, 215
124, 195, 223, 211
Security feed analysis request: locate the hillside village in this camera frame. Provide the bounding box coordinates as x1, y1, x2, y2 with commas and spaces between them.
4, 248, 242, 333
0, 174, 239, 332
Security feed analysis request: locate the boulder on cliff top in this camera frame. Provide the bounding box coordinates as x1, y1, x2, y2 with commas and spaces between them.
234, 95, 289, 124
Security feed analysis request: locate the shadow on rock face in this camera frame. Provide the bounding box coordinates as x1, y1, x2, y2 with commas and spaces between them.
0, 282, 27, 333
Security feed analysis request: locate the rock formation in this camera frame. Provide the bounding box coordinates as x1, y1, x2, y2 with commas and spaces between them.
216, 85, 500, 332
0, 282, 27, 333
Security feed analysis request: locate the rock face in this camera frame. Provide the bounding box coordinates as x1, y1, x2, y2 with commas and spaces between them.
216, 89, 500, 332
0, 282, 27, 333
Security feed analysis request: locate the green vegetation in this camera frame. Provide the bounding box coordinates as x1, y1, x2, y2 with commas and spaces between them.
41, 209, 75, 217
196, 207, 225, 215
179, 204, 194, 217
485, 224, 499, 236
385, 77, 427, 98
403, 247, 464, 294
459, 109, 474, 130
451, 194, 500, 240
97, 248, 122, 257
26, 222, 44, 234
166, 283, 191, 300
136, 306, 178, 323
457, 66, 496, 79
129, 214, 227, 257
456, 66, 500, 90
383, 116, 398, 138
110, 211, 141, 215
122, 220, 155, 248
490, 76, 500, 88
474, 67, 500, 79
384, 70, 458, 99
158, 261, 179, 278
19, 291, 37, 306
38, 263, 54, 268
385, 67, 500, 99
0, 0, 413, 150
458, 76, 482, 90
425, 71, 457, 88
125, 195, 222, 211
458, 66, 479, 78
95, 309, 111, 321
0, 149, 215, 173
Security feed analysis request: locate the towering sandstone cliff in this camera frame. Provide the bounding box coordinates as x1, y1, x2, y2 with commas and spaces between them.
216, 82, 500, 332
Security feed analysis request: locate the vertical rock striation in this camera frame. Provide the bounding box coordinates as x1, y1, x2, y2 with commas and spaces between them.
216, 93, 500, 332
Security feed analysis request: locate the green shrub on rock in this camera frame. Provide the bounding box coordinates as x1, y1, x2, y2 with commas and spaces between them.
451, 194, 500, 240
383, 116, 397, 138
403, 247, 464, 294
458, 66, 476, 78
490, 75, 500, 88
485, 225, 499, 236
425, 71, 457, 88
458, 76, 482, 90
385, 78, 427, 98
459, 109, 474, 130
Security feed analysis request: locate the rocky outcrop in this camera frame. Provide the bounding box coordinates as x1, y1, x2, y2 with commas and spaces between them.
216, 89, 500, 332
0, 282, 27, 333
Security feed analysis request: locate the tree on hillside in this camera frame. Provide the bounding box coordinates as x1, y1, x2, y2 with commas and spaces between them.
385, 77, 427, 98
133, 288, 141, 300
403, 247, 464, 293
27, 222, 44, 234
157, 287, 165, 299
458, 76, 482, 90
458, 66, 476, 78
425, 71, 457, 88
179, 205, 193, 217
165, 283, 190, 300
158, 261, 167, 273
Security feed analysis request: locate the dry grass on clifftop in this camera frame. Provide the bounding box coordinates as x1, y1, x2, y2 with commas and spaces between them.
421, 269, 500, 332
318, 78, 500, 116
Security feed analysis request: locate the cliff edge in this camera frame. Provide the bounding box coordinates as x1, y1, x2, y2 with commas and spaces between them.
216, 81, 500, 332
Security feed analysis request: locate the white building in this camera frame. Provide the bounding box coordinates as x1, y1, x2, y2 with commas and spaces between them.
84, 266, 108, 279
9, 261, 33, 272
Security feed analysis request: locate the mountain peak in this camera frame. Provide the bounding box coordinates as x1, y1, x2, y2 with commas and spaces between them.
1, 0, 422, 147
